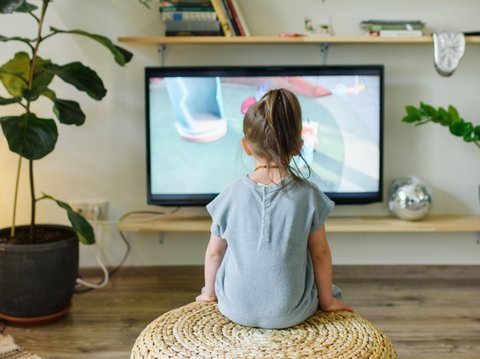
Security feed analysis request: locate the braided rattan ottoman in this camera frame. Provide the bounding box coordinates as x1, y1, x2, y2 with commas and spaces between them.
131, 302, 397, 359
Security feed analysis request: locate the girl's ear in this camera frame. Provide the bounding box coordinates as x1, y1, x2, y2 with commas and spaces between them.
241, 138, 253, 156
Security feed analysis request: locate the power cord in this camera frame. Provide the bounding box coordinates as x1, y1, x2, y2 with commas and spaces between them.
75, 206, 180, 293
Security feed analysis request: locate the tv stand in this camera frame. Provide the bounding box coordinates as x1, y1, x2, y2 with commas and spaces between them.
118, 215, 480, 235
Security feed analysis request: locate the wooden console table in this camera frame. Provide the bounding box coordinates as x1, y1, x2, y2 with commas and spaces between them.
118, 215, 480, 234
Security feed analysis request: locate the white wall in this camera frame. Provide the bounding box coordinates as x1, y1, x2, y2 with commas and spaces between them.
1, 0, 479, 266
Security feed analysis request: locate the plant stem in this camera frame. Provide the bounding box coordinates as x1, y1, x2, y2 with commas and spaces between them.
10, 156, 22, 239
29, 160, 35, 239
27, 0, 49, 93
24, 0, 50, 238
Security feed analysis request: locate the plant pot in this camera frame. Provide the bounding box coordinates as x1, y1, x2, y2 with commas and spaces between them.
0, 224, 78, 323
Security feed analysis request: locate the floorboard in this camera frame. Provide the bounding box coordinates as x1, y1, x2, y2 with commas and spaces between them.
2, 265, 479, 358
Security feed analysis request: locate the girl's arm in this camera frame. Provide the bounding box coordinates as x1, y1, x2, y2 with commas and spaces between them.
196, 233, 227, 302
308, 225, 353, 312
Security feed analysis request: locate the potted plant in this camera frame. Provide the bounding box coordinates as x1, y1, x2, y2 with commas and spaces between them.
402, 102, 480, 150
0, 0, 132, 322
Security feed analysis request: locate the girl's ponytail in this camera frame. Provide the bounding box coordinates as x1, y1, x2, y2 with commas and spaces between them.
243, 88, 312, 186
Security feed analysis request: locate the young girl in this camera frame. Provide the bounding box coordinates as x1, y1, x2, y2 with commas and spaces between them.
196, 88, 353, 329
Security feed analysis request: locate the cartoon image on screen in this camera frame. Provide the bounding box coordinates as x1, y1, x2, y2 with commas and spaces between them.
148, 74, 381, 199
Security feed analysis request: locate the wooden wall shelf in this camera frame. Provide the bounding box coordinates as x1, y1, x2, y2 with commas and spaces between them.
118, 215, 480, 234
118, 35, 480, 46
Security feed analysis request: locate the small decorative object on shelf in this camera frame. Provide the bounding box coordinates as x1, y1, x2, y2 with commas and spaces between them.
304, 17, 333, 36
360, 19, 425, 38
388, 176, 433, 221
433, 32, 465, 76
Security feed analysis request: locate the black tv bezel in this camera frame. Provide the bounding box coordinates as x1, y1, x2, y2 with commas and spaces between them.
145, 65, 384, 206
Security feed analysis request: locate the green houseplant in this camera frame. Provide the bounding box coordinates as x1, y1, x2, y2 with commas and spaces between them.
0, 0, 132, 321
402, 102, 480, 150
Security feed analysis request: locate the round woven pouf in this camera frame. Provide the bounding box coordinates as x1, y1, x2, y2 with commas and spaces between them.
131, 302, 397, 359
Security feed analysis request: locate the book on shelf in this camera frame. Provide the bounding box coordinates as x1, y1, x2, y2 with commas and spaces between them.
166, 30, 223, 36
360, 19, 425, 31
228, 0, 250, 36
210, 0, 234, 36
164, 19, 221, 32
161, 10, 217, 21
160, 0, 213, 9
220, 0, 241, 35
368, 30, 423, 37
160, 0, 223, 36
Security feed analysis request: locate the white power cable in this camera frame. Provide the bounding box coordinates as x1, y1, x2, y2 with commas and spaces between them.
75, 243, 110, 288
75, 205, 110, 289
75, 206, 180, 292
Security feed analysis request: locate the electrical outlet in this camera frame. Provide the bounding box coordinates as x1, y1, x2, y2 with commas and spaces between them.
69, 200, 108, 220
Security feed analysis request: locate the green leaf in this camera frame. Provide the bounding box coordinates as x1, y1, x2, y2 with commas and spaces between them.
405, 105, 420, 117
41, 88, 56, 101
0, 34, 33, 45
449, 122, 463, 137
449, 121, 473, 137
0, 52, 30, 97
0, 95, 21, 105
31, 58, 54, 96
402, 114, 419, 123
1, 113, 58, 160
42, 194, 95, 245
0, 53, 53, 100
420, 102, 436, 118
437, 107, 452, 126
44, 62, 106, 100
463, 131, 476, 142
448, 105, 461, 124
0, 0, 25, 13
14, 1, 37, 12
474, 125, 480, 140
22, 88, 40, 101
53, 99, 85, 125
50, 27, 133, 66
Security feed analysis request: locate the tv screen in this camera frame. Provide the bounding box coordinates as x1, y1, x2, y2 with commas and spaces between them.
145, 65, 384, 206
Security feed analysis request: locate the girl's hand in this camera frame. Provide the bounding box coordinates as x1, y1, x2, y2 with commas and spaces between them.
195, 293, 217, 303
321, 298, 354, 313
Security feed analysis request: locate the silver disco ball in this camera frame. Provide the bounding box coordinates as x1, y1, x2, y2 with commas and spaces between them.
388, 176, 433, 221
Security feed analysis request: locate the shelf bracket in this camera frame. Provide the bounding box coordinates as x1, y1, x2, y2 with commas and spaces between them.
319, 43, 329, 65
158, 44, 168, 66
158, 232, 166, 245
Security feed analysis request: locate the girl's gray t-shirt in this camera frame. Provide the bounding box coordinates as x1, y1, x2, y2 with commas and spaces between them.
206, 175, 334, 329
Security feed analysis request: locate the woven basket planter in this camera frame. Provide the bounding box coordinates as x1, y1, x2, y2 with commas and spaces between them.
131, 302, 397, 359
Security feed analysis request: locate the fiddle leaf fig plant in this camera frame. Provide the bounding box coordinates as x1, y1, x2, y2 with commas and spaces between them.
402, 102, 480, 150
0, 0, 133, 243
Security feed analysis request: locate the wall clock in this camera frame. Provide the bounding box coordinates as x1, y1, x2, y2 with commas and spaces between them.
433, 32, 466, 76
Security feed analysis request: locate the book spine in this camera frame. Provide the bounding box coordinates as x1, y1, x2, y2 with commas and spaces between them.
376, 30, 423, 37
220, 0, 240, 35
226, 0, 245, 36
230, 0, 250, 36
210, 0, 233, 36
161, 11, 217, 21
166, 30, 223, 36
164, 20, 221, 31
361, 23, 424, 31
160, 0, 213, 9
160, 6, 214, 12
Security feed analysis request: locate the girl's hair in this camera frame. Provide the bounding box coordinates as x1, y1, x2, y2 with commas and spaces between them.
243, 88, 311, 185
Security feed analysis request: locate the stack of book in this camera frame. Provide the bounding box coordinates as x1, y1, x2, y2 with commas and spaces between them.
160, 0, 222, 36
360, 20, 425, 37
210, 0, 250, 37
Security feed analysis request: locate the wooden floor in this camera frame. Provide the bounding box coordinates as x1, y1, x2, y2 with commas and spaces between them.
2, 265, 480, 359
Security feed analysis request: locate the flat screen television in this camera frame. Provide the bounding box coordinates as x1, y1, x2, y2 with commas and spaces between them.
145, 65, 384, 206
